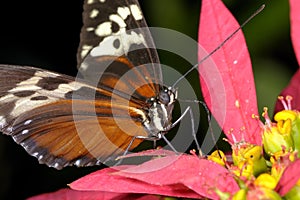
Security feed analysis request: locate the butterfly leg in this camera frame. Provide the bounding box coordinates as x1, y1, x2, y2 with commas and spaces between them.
160, 133, 178, 154
114, 136, 137, 165
187, 107, 204, 157
192, 100, 216, 157
161, 106, 192, 154
152, 140, 157, 149
169, 104, 209, 157
165, 106, 201, 155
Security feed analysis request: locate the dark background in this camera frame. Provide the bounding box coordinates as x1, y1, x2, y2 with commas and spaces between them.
0, 0, 297, 199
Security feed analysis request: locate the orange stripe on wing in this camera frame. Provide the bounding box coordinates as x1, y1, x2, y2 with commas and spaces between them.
11, 99, 147, 168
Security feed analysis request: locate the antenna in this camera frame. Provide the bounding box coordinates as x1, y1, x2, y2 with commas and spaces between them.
172, 4, 265, 88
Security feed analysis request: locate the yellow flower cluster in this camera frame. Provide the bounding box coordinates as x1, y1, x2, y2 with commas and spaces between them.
208, 96, 300, 199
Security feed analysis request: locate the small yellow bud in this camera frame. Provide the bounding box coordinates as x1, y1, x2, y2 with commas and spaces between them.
263, 126, 293, 156
207, 150, 226, 167
232, 144, 267, 177
254, 173, 277, 190
232, 189, 247, 200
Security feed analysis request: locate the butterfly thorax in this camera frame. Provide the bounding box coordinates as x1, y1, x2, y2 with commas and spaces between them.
142, 86, 177, 140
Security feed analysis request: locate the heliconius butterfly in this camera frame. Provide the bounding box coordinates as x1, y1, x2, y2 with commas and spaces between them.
0, 0, 201, 170
0, 0, 264, 170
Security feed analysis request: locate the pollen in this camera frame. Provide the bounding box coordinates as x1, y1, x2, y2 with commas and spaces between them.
240, 126, 246, 131
235, 99, 240, 108
252, 114, 259, 119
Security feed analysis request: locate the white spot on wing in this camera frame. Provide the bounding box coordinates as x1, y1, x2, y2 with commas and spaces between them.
90, 9, 99, 18
21, 129, 29, 135
95, 22, 112, 37
87, 0, 94, 4
24, 119, 32, 125
36, 70, 59, 78
6, 70, 58, 96
233, 60, 238, 65
99, 0, 105, 2
81, 45, 93, 58
117, 6, 130, 20
9, 85, 41, 93
1, 69, 80, 118
91, 31, 147, 57
0, 93, 14, 102
79, 62, 89, 72
75, 159, 81, 166
130, 4, 143, 20
53, 163, 59, 168
52, 81, 83, 95
9, 76, 42, 93
109, 14, 126, 28
84, 3, 145, 59
32, 152, 39, 157
86, 27, 95, 32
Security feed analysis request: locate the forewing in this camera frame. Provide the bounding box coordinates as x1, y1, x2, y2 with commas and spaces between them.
77, 0, 162, 87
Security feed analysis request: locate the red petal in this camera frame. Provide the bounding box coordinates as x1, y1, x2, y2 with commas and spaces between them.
290, 0, 300, 65
71, 155, 239, 199
118, 149, 177, 159
27, 188, 159, 200
70, 164, 201, 199
275, 159, 300, 196
198, 0, 261, 144
117, 155, 239, 199
275, 69, 300, 112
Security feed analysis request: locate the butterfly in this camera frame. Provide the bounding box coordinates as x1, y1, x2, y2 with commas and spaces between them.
0, 0, 193, 169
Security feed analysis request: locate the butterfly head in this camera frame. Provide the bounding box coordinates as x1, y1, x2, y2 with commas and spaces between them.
142, 86, 177, 139
158, 86, 177, 106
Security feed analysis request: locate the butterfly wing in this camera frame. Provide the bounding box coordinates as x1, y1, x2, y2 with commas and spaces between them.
77, 0, 162, 88
0, 0, 165, 169
0, 65, 147, 169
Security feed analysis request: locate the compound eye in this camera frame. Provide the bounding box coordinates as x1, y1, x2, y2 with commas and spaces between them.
159, 90, 170, 105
